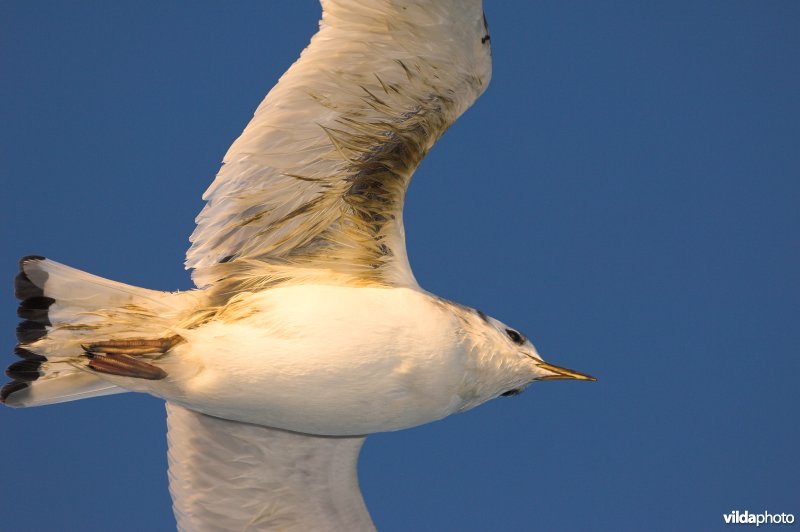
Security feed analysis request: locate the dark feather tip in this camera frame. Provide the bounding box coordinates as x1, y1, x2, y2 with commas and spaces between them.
6, 360, 42, 382
14, 346, 47, 362
15, 256, 48, 300
17, 296, 56, 324
0, 381, 29, 403
16, 321, 47, 344
14, 271, 43, 300
19, 255, 46, 269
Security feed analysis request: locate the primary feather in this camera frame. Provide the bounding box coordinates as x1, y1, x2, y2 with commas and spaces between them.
186, 0, 492, 292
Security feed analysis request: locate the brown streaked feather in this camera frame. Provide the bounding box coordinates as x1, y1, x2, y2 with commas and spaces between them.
87, 353, 167, 381
185, 2, 492, 293
81, 334, 182, 380
83, 335, 184, 355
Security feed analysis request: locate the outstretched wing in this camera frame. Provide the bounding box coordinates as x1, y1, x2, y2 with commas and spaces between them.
186, 0, 492, 291
166, 403, 374, 531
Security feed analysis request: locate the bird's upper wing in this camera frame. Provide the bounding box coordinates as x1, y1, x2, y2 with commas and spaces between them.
166, 403, 374, 532
186, 0, 492, 291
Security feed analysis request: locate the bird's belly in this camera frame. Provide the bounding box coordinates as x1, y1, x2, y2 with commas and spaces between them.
164, 286, 468, 435
171, 330, 465, 435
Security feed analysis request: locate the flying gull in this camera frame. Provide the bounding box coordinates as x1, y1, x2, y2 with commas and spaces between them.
4, 1, 596, 530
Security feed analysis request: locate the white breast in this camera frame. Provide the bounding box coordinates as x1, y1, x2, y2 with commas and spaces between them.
166, 285, 472, 435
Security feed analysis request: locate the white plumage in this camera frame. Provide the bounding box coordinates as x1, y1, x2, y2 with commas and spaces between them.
166, 403, 371, 531
4, 1, 594, 530
187, 0, 490, 290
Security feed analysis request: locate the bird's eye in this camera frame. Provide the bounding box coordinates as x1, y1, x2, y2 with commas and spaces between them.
505, 328, 525, 345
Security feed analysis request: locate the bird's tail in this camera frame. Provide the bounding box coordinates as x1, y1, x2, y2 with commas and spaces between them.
3, 256, 192, 407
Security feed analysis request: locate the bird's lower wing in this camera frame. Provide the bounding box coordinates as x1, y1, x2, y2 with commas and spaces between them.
166, 403, 374, 531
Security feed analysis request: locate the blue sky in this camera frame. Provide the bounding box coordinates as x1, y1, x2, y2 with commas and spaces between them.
1, 1, 798, 530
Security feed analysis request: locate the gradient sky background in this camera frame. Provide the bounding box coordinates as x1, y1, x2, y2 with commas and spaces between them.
1, 2, 798, 530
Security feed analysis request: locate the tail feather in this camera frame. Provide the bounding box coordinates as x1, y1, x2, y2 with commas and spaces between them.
3, 256, 190, 408
17, 296, 56, 324
2, 372, 126, 407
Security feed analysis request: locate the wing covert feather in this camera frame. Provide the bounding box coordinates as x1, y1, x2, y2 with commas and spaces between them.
186, 0, 492, 291
166, 403, 374, 531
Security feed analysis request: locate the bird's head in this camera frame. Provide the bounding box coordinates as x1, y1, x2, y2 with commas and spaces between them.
461, 310, 596, 403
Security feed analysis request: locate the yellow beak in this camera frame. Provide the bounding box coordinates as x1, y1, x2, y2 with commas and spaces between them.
535, 361, 597, 381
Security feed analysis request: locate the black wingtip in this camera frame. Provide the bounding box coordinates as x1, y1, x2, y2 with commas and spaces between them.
0, 381, 30, 403
6, 360, 42, 382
